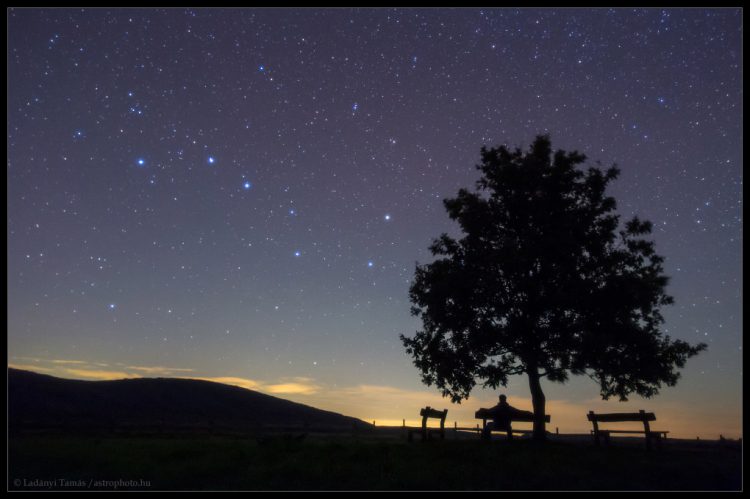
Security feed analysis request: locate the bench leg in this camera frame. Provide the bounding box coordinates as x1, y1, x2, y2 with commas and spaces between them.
647, 432, 662, 451
481, 426, 491, 441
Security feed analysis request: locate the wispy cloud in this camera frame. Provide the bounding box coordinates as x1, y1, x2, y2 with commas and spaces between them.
64, 368, 141, 380
10, 358, 193, 379
126, 365, 195, 375
182, 376, 320, 395
266, 377, 321, 395
182, 376, 262, 391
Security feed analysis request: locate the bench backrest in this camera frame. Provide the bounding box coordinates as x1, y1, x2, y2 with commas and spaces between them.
587, 411, 656, 423
475, 408, 550, 423
502, 413, 551, 423
419, 406, 448, 429
588, 410, 655, 434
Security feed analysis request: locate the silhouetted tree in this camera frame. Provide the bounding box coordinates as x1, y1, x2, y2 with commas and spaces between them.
401, 135, 706, 441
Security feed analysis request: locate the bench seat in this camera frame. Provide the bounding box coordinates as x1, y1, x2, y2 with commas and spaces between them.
475, 409, 551, 440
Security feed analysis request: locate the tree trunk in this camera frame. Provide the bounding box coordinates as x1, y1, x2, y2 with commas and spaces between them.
528, 368, 547, 441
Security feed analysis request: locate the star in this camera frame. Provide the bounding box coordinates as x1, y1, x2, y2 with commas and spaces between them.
6, 9, 742, 442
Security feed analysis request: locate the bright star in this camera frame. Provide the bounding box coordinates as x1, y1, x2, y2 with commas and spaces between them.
108, 303, 116, 310
208, 156, 215, 164
294, 251, 301, 257
137, 158, 145, 166
384, 214, 391, 221
243, 181, 252, 190
368, 261, 374, 267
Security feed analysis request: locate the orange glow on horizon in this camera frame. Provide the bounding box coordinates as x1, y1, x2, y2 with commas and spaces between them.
8, 361, 742, 440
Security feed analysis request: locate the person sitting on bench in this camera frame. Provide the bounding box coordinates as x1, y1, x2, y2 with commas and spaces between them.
481, 394, 534, 440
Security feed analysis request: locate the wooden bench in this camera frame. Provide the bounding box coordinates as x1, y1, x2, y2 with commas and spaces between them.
587, 410, 669, 450
407, 407, 448, 441
475, 408, 550, 440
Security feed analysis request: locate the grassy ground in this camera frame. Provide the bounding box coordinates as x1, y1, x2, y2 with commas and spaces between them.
8, 432, 742, 491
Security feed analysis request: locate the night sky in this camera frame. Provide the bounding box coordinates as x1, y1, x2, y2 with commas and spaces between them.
8, 8, 742, 438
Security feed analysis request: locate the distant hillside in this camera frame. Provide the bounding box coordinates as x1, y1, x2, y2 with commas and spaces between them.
8, 368, 371, 432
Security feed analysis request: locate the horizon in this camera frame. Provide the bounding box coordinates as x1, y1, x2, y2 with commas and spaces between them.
8, 365, 742, 440
8, 8, 742, 446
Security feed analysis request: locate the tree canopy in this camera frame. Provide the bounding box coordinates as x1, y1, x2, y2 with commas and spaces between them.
400, 135, 706, 439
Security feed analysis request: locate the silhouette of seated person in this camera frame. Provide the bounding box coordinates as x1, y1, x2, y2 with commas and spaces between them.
480, 394, 534, 440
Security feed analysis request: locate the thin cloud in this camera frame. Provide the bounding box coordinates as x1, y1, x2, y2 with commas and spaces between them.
182, 376, 263, 391
181, 375, 320, 395
65, 368, 141, 380
266, 377, 321, 395
126, 365, 195, 375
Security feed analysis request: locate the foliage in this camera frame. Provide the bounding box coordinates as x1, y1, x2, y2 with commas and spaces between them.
401, 135, 706, 409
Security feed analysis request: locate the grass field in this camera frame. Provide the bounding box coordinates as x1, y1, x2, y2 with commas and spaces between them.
8, 432, 742, 491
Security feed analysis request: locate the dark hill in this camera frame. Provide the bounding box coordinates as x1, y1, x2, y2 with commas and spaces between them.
8, 368, 371, 433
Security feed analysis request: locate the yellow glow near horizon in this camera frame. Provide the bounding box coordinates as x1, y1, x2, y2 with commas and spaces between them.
64, 368, 142, 380
181, 376, 263, 391
8, 360, 742, 440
